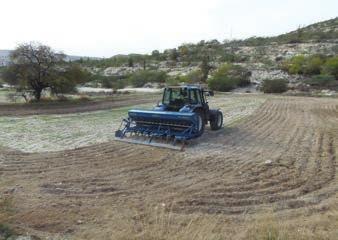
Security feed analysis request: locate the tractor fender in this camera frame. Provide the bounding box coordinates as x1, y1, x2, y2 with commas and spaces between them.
179, 105, 204, 114
209, 109, 221, 121
179, 105, 195, 113
179, 105, 207, 123
153, 104, 167, 111
192, 106, 208, 125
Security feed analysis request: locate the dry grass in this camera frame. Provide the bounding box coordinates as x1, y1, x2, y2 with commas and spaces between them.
75, 203, 228, 240
74, 201, 338, 240
0, 196, 15, 239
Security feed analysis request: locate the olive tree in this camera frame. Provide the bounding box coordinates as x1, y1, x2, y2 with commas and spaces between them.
3, 43, 90, 101
4, 43, 65, 100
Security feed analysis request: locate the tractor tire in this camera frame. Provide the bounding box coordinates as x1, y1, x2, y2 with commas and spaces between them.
210, 110, 223, 130
195, 111, 205, 136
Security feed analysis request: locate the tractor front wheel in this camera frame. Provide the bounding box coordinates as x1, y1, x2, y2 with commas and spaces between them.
210, 110, 223, 130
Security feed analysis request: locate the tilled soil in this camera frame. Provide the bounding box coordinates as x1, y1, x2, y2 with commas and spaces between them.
0, 96, 337, 237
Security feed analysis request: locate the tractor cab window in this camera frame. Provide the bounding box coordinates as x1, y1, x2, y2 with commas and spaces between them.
163, 88, 171, 105
163, 88, 189, 107
190, 89, 202, 104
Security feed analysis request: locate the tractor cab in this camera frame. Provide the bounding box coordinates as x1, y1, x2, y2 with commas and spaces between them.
161, 86, 208, 111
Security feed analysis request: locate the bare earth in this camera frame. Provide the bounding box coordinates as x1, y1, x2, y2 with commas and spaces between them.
0, 94, 338, 239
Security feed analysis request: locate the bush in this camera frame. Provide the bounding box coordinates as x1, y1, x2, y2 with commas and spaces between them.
0, 223, 14, 239
284, 55, 306, 74
50, 65, 91, 95
304, 55, 324, 75
208, 64, 250, 92
185, 69, 204, 83
101, 76, 125, 89
322, 56, 338, 79
306, 74, 337, 88
229, 65, 251, 86
283, 55, 336, 77
128, 70, 168, 87
261, 79, 288, 93
166, 76, 186, 86
89, 75, 127, 89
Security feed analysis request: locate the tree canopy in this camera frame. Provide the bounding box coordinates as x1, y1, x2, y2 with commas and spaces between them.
3, 42, 90, 101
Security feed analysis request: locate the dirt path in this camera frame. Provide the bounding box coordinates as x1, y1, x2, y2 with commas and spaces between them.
0, 96, 157, 117
0, 96, 337, 237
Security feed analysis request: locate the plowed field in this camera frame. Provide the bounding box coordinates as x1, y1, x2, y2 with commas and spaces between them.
1, 94, 337, 239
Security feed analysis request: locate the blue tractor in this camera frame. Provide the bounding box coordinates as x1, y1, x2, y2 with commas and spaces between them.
115, 85, 223, 150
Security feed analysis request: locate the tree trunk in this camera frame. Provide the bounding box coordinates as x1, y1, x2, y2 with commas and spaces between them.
34, 88, 42, 101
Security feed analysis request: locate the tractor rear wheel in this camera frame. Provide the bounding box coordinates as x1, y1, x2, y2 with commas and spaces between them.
210, 110, 223, 130
195, 112, 205, 136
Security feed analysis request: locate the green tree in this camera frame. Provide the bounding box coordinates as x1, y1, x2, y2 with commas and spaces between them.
200, 56, 212, 82
151, 50, 160, 60
1, 66, 21, 86
143, 59, 146, 70
170, 48, 179, 62
3, 43, 90, 100
50, 64, 91, 95
3, 43, 65, 100
128, 57, 134, 67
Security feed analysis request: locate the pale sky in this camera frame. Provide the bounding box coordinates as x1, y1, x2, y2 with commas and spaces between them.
1, 0, 337, 57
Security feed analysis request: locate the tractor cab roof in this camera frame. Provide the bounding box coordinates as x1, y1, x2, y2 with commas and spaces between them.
166, 85, 206, 91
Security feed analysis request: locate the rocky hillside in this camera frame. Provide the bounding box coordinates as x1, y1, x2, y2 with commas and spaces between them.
79, 17, 337, 87
2, 17, 337, 92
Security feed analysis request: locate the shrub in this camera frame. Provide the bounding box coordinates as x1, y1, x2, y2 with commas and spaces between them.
89, 75, 127, 89
285, 55, 306, 74
165, 70, 208, 86
128, 70, 168, 87
220, 53, 236, 62
208, 75, 237, 91
200, 57, 212, 81
0, 224, 14, 239
283, 55, 336, 77
229, 65, 251, 86
261, 79, 288, 93
304, 55, 324, 75
322, 56, 338, 79
185, 69, 204, 83
101, 76, 123, 89
208, 64, 250, 91
50, 65, 91, 96
306, 74, 337, 88
50, 76, 77, 95
166, 76, 186, 86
